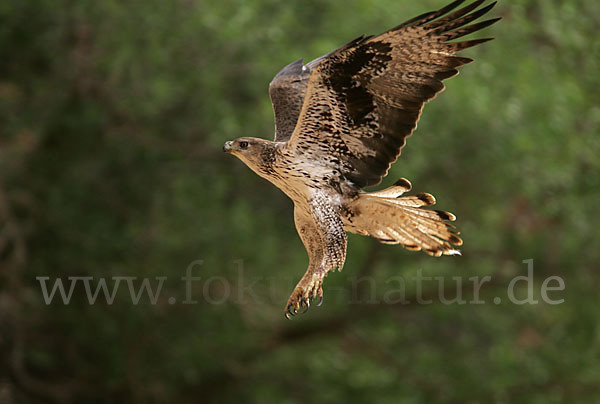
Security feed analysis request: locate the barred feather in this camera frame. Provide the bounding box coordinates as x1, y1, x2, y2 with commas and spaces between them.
346, 184, 463, 256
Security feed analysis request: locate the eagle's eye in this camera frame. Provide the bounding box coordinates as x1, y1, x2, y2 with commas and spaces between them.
239, 141, 249, 150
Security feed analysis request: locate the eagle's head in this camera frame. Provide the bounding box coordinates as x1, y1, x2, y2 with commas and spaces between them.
223, 137, 277, 177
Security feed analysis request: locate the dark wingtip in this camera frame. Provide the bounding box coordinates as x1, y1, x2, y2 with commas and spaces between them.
479, 16, 502, 29
392, 0, 467, 31
436, 0, 469, 18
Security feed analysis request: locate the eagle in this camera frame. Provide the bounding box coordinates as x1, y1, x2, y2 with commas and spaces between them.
223, 0, 499, 318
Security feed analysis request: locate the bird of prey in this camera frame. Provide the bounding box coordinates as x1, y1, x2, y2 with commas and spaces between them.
223, 0, 499, 318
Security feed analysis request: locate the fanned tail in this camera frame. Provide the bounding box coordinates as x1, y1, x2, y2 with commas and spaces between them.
346, 178, 462, 256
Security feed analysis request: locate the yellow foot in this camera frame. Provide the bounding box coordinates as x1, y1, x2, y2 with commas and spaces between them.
285, 273, 324, 319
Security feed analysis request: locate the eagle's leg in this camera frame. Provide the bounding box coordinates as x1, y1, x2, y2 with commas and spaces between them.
286, 195, 347, 318
285, 267, 325, 318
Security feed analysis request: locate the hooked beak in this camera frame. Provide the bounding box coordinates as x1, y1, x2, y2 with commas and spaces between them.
223, 141, 233, 153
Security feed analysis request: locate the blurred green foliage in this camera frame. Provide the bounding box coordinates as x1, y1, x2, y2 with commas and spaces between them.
1, 0, 599, 402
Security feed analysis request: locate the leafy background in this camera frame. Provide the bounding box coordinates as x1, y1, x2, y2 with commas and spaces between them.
1, 0, 599, 402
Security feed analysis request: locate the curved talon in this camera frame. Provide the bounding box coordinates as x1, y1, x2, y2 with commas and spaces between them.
286, 304, 296, 319
285, 275, 325, 318
298, 298, 310, 314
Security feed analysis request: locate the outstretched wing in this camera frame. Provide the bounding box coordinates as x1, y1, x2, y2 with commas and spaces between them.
286, 0, 500, 188
269, 59, 311, 142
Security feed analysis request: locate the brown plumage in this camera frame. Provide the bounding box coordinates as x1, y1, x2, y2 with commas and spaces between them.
223, 0, 499, 318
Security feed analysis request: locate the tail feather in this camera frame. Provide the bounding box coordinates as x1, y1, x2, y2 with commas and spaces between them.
346, 179, 462, 256
368, 177, 412, 198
